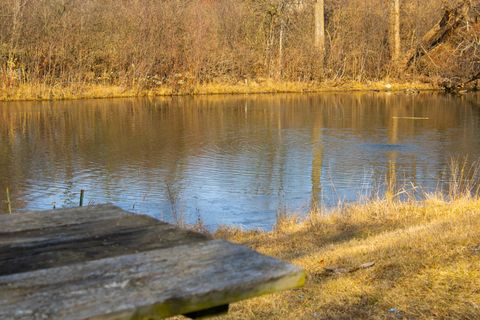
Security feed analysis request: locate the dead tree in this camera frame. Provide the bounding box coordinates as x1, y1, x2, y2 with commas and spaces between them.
390, 0, 401, 63
314, 0, 325, 72
401, 1, 472, 70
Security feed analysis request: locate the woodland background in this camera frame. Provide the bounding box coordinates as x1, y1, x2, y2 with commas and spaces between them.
0, 0, 479, 90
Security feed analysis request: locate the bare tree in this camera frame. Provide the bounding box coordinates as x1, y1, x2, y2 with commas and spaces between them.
390, 0, 401, 63
277, 20, 285, 79
314, 0, 325, 71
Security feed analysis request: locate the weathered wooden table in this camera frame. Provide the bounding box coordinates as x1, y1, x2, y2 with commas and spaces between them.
0, 205, 304, 319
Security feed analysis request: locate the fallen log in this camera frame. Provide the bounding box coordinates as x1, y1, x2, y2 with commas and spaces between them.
440, 70, 480, 93
401, 1, 472, 70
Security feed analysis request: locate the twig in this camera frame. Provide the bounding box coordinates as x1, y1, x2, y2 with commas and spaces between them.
6, 188, 12, 214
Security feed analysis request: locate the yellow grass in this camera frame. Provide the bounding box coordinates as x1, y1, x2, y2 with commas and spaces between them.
0, 80, 437, 102
212, 197, 480, 319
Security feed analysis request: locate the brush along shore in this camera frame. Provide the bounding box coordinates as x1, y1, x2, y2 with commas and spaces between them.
208, 197, 480, 319
0, 80, 437, 102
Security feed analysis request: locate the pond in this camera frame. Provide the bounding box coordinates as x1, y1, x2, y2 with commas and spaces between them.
1, 93, 479, 229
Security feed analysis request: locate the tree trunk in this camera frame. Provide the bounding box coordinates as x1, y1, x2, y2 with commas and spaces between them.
277, 21, 285, 80
390, 0, 401, 63
314, 0, 325, 72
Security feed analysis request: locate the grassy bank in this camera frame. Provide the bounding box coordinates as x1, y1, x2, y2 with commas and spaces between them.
0, 80, 438, 102
212, 196, 480, 319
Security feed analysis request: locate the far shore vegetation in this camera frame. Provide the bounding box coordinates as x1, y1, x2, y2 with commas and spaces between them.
0, 80, 438, 102
1, 1, 478, 102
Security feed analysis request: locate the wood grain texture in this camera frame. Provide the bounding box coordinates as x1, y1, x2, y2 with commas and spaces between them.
0, 240, 305, 320
0, 205, 129, 233
0, 205, 208, 275
0, 205, 305, 319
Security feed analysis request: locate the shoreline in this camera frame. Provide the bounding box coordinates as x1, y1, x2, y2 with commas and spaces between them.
0, 80, 439, 102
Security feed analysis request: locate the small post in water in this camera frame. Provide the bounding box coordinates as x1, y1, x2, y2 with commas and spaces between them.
79, 189, 85, 207
6, 187, 12, 214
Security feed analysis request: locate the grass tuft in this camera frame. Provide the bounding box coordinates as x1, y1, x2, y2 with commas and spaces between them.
212, 195, 480, 319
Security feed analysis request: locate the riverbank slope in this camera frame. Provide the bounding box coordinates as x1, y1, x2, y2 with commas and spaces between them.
0, 80, 437, 102
215, 197, 480, 319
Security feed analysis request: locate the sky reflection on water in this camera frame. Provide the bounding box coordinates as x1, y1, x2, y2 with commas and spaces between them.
1, 93, 479, 229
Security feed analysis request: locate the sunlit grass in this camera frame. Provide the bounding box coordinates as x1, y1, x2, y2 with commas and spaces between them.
213, 196, 480, 319
0, 79, 437, 101
0, 83, 137, 101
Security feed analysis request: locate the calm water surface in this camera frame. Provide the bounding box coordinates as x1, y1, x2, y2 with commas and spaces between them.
1, 93, 479, 229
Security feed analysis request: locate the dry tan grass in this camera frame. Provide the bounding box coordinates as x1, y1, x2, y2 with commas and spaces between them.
213, 197, 480, 319
0, 80, 436, 102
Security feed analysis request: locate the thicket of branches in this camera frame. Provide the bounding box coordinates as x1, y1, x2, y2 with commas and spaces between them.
0, 0, 478, 88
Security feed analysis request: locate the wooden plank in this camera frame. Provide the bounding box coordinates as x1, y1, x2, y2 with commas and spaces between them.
0, 207, 208, 275
0, 240, 305, 320
0, 205, 128, 233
